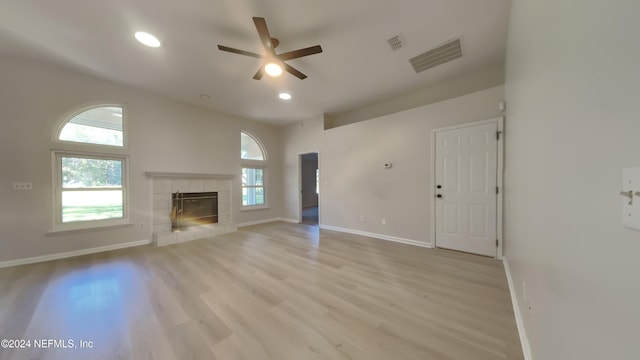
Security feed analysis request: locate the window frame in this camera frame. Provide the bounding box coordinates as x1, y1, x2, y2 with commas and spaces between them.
50, 102, 131, 232
52, 151, 130, 231
240, 131, 268, 210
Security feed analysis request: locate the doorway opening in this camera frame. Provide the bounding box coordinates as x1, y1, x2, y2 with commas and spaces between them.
299, 152, 319, 225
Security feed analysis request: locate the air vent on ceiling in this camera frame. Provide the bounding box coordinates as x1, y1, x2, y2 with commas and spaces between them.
409, 38, 462, 73
387, 35, 405, 50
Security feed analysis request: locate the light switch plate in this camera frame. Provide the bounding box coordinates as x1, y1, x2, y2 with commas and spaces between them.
622, 167, 640, 230
13, 182, 32, 190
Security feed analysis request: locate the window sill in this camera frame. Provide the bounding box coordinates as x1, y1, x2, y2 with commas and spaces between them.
240, 206, 270, 212
47, 222, 135, 236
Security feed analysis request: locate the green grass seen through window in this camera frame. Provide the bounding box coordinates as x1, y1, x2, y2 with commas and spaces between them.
62, 205, 123, 223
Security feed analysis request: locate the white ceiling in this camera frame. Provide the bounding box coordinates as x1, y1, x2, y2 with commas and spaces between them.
0, 0, 511, 126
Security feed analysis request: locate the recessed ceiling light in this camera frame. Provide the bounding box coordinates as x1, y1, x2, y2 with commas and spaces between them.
279, 92, 292, 100
265, 63, 283, 77
135, 31, 161, 48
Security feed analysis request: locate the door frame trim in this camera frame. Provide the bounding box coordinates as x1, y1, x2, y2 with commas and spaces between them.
430, 117, 504, 259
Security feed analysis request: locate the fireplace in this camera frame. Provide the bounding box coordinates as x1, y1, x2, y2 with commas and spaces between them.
146, 172, 237, 246
171, 191, 218, 230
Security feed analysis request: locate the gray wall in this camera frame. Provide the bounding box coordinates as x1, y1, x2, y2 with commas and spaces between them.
0, 55, 283, 262
504, 0, 640, 358
282, 86, 504, 244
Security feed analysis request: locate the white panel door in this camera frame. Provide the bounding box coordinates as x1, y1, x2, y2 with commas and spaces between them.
435, 122, 498, 257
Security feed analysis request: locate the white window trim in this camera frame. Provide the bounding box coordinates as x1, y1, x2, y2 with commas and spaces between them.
51, 151, 131, 232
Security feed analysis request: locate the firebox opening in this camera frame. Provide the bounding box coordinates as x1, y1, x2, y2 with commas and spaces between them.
171, 192, 218, 231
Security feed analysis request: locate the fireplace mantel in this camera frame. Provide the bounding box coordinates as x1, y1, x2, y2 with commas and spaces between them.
145, 171, 235, 179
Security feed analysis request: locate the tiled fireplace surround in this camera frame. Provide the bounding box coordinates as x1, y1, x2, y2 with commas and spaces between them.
146, 172, 238, 246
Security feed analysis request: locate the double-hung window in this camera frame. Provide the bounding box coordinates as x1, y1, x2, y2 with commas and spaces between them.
241, 131, 267, 208
51, 103, 129, 230
242, 167, 264, 206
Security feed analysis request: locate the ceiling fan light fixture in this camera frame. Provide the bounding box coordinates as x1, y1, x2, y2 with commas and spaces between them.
135, 31, 161, 48
217, 17, 322, 80
264, 62, 283, 77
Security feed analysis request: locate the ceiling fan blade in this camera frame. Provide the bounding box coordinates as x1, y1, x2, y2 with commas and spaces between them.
277, 45, 323, 61
283, 63, 307, 80
218, 45, 263, 59
253, 67, 264, 80
253, 17, 275, 54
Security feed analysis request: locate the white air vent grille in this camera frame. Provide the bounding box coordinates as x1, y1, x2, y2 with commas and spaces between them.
409, 38, 462, 73
387, 35, 405, 50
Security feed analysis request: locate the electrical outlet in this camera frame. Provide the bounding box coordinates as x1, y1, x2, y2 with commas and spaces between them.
13, 182, 32, 190
359, 215, 365, 223
381, 218, 386, 225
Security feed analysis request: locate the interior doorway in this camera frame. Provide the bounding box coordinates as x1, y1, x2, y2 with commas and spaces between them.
299, 152, 319, 225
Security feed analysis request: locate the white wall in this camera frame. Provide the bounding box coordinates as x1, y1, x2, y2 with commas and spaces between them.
504, 0, 640, 358
326, 64, 505, 129
0, 55, 282, 263
282, 86, 504, 244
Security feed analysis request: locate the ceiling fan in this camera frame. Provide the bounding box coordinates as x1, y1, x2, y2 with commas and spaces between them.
218, 17, 323, 80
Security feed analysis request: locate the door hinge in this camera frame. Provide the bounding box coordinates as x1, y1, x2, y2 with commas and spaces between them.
496, 239, 499, 247
496, 186, 499, 194
497, 131, 503, 140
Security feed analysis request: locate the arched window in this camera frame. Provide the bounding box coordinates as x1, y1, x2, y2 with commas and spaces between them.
57, 105, 124, 147
51, 103, 129, 230
241, 131, 266, 160
240, 131, 267, 208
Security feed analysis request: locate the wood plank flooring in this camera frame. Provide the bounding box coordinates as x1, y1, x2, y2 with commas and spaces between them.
0, 222, 524, 360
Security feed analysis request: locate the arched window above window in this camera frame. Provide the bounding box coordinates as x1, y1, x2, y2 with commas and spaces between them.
51, 102, 129, 231
240, 131, 267, 208
57, 105, 124, 147
241, 131, 266, 161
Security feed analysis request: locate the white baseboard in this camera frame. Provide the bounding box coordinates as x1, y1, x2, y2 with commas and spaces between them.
503, 256, 533, 360
0, 239, 152, 269
239, 218, 299, 227
238, 218, 281, 227
319, 225, 433, 249
278, 218, 299, 224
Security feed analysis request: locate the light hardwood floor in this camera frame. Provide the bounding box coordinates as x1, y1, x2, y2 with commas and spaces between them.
0, 222, 524, 360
